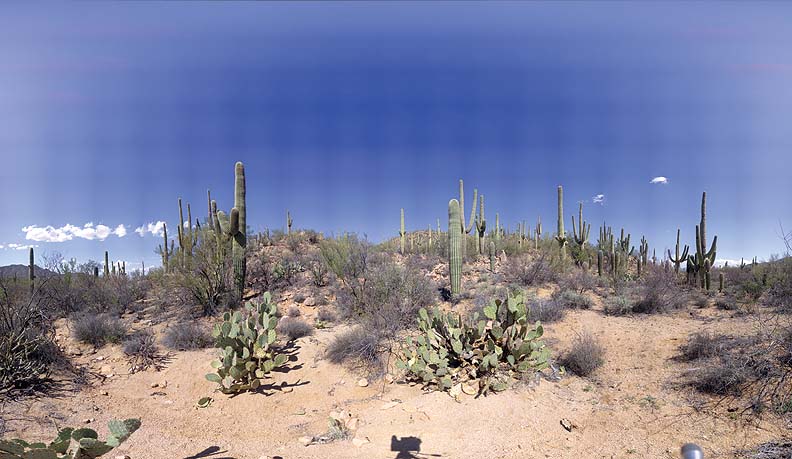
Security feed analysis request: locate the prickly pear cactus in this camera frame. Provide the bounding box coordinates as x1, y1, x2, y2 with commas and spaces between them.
0, 418, 140, 459
396, 293, 550, 396
205, 292, 287, 394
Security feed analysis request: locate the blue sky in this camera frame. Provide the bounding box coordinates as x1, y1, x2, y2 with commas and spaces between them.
1, 2, 791, 270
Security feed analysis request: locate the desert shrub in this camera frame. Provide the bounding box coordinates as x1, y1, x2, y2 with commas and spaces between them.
691, 355, 749, 396
679, 332, 733, 361
317, 308, 337, 323
562, 332, 605, 377
287, 306, 302, 317
73, 314, 126, 347
766, 257, 792, 311
559, 269, 598, 294
123, 330, 163, 371
503, 252, 556, 287
326, 326, 383, 373
277, 317, 314, 341
160, 228, 236, 316
247, 252, 301, 295
306, 254, 329, 287
0, 282, 59, 395
603, 295, 632, 315
739, 442, 792, 459
526, 296, 567, 323
397, 293, 551, 394
333, 254, 435, 333
205, 293, 288, 393
715, 297, 738, 311
631, 265, 686, 314
553, 289, 593, 310
163, 322, 213, 350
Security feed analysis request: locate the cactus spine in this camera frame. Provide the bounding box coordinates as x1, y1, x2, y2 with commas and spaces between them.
555, 186, 567, 261
399, 208, 406, 254
475, 195, 486, 255
215, 162, 247, 301
28, 247, 35, 296
458, 179, 478, 258
448, 199, 462, 295
688, 192, 717, 290
667, 228, 689, 275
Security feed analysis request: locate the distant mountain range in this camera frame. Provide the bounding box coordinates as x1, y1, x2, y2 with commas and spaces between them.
0, 264, 56, 279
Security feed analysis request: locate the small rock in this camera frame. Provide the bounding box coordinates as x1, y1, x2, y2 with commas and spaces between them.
384, 374, 395, 384
83, 418, 94, 424
298, 436, 314, 446
100, 391, 109, 396
560, 418, 574, 432
380, 401, 400, 410
151, 382, 159, 388
304, 297, 316, 307
352, 436, 370, 447
357, 378, 369, 387
95, 356, 105, 362
114, 456, 131, 459
346, 417, 359, 430
160, 380, 168, 388
282, 387, 294, 393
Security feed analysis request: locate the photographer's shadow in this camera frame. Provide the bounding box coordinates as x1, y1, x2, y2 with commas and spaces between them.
391, 435, 441, 459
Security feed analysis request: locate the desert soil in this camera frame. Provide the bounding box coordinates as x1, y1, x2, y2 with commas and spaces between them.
2, 272, 788, 459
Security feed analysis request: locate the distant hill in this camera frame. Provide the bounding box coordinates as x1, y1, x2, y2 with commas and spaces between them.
0, 264, 56, 279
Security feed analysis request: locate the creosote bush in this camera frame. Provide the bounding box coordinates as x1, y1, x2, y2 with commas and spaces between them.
326, 326, 383, 374
277, 317, 314, 341
562, 332, 605, 377
73, 314, 126, 347
631, 265, 687, 314
553, 289, 593, 310
163, 322, 213, 350
123, 330, 163, 371
503, 252, 556, 287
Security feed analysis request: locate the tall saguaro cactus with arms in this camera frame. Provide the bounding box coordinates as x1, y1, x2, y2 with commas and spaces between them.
555, 186, 567, 261
214, 162, 247, 301
688, 191, 717, 290
667, 228, 689, 275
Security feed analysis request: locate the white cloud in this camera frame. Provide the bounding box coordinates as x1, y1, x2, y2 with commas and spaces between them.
592, 194, 605, 205
650, 176, 669, 185
22, 223, 127, 242
114, 224, 127, 238
7, 243, 38, 250
135, 221, 166, 237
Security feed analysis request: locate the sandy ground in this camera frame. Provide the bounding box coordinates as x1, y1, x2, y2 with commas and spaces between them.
3, 298, 787, 459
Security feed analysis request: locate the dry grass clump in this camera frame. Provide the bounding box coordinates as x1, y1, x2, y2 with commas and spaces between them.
163, 322, 213, 350
562, 332, 605, 377
73, 314, 126, 347
277, 317, 314, 341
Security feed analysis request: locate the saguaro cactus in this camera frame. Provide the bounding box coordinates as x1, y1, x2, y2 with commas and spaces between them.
104, 250, 110, 277
215, 162, 247, 301
475, 195, 486, 255
448, 199, 462, 295
688, 192, 718, 290
399, 208, 406, 254
572, 202, 590, 249
494, 213, 501, 245
667, 228, 689, 275
28, 247, 35, 296
535, 217, 542, 250
555, 186, 567, 261
287, 210, 293, 235
719, 272, 724, 293
489, 240, 496, 273
597, 250, 603, 277
158, 223, 175, 272
458, 179, 478, 258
